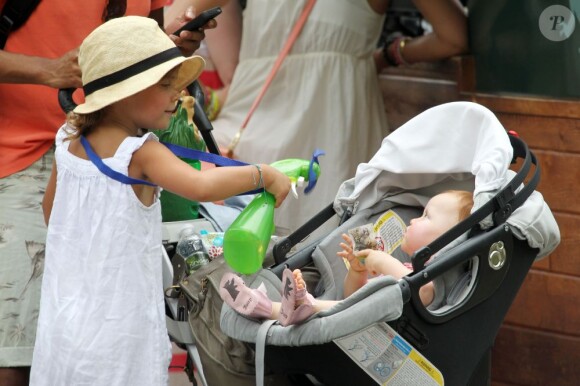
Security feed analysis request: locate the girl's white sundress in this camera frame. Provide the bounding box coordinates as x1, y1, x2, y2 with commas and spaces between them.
30, 127, 171, 386
212, 0, 389, 234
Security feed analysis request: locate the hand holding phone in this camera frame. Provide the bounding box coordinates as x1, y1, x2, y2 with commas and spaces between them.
171, 7, 222, 36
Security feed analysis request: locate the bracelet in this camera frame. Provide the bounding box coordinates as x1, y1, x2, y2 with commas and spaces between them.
382, 42, 398, 67
252, 164, 264, 189
392, 36, 411, 66
383, 36, 411, 67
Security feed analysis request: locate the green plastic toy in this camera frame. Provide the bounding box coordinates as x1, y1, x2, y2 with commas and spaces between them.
223, 150, 324, 274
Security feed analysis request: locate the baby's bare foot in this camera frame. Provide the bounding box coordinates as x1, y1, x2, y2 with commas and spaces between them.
293, 270, 306, 295
279, 268, 315, 326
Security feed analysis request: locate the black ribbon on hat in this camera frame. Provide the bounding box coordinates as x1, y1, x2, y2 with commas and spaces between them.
83, 47, 182, 96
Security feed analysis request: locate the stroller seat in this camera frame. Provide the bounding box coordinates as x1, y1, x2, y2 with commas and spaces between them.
219, 102, 560, 386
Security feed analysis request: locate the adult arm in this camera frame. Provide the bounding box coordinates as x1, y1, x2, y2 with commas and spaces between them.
165, 0, 241, 112
0, 5, 200, 86
164, 0, 228, 23
0, 49, 81, 88
203, 0, 242, 89
164, 0, 222, 57
372, 0, 468, 71
404, 0, 468, 62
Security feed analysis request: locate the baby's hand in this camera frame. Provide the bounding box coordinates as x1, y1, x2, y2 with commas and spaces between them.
337, 233, 366, 273
355, 249, 387, 276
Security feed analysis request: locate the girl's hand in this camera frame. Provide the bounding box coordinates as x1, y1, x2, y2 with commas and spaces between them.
261, 164, 291, 207
337, 233, 367, 273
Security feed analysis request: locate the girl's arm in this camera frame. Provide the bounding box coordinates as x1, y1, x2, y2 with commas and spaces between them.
42, 159, 58, 225
134, 140, 290, 206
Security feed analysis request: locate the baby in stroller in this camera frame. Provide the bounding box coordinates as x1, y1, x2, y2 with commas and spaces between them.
220, 190, 473, 325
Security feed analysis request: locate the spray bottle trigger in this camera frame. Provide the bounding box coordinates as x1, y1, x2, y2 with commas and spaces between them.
291, 182, 299, 199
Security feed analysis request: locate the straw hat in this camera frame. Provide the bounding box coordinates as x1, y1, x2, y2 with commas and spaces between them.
74, 16, 205, 114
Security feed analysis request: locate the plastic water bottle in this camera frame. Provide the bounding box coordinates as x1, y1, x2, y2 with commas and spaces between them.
176, 226, 210, 273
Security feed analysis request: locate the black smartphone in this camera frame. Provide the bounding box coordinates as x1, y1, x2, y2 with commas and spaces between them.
171, 6, 222, 36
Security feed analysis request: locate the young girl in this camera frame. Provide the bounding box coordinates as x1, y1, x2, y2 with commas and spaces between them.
31, 16, 290, 386
220, 190, 473, 326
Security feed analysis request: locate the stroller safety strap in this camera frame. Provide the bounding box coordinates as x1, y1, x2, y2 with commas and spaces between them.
255, 319, 277, 386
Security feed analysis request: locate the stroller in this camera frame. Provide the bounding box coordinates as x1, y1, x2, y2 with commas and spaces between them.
219, 101, 560, 386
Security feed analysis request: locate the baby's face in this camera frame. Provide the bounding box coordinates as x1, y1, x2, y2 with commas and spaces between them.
401, 192, 460, 255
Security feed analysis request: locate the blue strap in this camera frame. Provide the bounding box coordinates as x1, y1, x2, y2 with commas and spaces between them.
163, 142, 249, 167
80, 136, 156, 186
80, 136, 261, 195
163, 143, 262, 195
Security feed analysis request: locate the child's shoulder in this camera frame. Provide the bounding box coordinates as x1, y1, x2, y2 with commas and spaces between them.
55, 123, 77, 147
121, 132, 160, 154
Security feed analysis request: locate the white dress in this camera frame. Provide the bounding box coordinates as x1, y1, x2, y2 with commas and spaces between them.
30, 127, 171, 386
212, 0, 389, 234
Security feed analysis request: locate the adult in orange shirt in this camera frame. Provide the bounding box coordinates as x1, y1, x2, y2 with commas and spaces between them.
0, 1, 213, 384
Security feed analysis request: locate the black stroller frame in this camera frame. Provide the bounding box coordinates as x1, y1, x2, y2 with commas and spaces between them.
258, 133, 541, 386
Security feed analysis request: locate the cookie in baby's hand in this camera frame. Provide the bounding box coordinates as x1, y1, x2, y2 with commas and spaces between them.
348, 224, 377, 251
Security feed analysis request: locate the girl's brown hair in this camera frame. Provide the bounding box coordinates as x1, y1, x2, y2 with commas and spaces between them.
66, 110, 103, 140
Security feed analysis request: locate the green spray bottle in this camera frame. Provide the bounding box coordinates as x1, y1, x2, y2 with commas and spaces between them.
223, 150, 324, 274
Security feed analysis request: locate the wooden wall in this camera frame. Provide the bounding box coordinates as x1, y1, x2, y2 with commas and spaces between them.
379, 57, 580, 386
